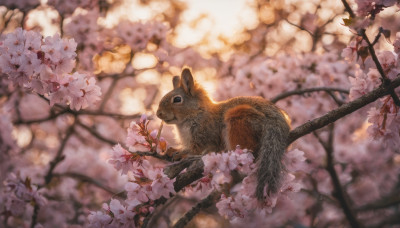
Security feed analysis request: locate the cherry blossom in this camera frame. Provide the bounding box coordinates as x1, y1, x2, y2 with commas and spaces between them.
0, 28, 101, 110
1, 0, 400, 227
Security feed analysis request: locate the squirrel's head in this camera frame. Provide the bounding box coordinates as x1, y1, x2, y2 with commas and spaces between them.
156, 68, 211, 125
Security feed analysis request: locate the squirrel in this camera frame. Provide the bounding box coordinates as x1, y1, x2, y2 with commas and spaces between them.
156, 68, 290, 201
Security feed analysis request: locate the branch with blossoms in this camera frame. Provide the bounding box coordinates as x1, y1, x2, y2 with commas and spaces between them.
146, 74, 400, 227
172, 191, 221, 228
288, 75, 400, 145
0, 29, 102, 111
271, 87, 349, 103
313, 125, 361, 228
88, 114, 305, 227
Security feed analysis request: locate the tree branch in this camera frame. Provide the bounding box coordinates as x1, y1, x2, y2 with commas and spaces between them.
271, 87, 349, 103
356, 189, 400, 212
359, 29, 400, 106
172, 191, 221, 228
99, 78, 119, 111
133, 151, 173, 162
44, 124, 75, 185
313, 125, 362, 228
76, 120, 118, 146
341, 0, 355, 18
288, 76, 400, 145
169, 76, 400, 205
14, 109, 69, 125
173, 157, 204, 193
53, 172, 117, 195
32, 123, 74, 228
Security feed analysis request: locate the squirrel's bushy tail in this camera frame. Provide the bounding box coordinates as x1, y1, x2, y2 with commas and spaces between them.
256, 119, 289, 201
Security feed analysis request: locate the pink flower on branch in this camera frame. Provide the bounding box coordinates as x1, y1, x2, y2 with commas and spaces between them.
0, 28, 101, 110
3, 173, 47, 217
203, 147, 304, 220
126, 114, 168, 153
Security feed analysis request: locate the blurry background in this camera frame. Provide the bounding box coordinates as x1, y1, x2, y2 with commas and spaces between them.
1, 0, 400, 227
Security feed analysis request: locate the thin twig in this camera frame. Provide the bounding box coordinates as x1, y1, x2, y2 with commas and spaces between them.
76, 110, 141, 119
288, 76, 400, 145
53, 172, 117, 195
142, 197, 168, 228
169, 76, 400, 199
271, 87, 349, 103
99, 78, 119, 111
59, 14, 64, 37
14, 109, 70, 125
341, 0, 356, 18
173, 191, 221, 228
30, 204, 39, 228
44, 124, 75, 185
0, 10, 14, 35
76, 120, 118, 146
313, 125, 362, 228
133, 151, 173, 162
359, 29, 400, 106
367, 213, 400, 228
32, 123, 75, 228
356, 189, 400, 212
326, 90, 346, 106
285, 19, 313, 36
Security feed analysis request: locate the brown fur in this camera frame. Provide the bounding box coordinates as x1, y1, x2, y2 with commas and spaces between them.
224, 104, 263, 155
157, 68, 290, 201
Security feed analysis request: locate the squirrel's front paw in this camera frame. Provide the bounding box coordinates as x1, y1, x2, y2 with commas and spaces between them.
172, 151, 189, 161
166, 148, 189, 161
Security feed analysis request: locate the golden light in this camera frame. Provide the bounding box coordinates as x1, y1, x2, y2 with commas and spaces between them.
119, 87, 147, 114
131, 53, 158, 70
352, 120, 372, 142
12, 125, 32, 148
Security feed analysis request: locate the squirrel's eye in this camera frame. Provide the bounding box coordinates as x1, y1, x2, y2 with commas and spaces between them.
173, 96, 182, 103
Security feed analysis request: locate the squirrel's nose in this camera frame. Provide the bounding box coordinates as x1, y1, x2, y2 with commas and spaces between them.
156, 109, 163, 119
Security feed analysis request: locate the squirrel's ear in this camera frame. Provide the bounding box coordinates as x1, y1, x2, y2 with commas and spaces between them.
181, 68, 195, 96
172, 76, 180, 89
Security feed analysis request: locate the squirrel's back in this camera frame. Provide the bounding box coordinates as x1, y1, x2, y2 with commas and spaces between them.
157, 68, 290, 200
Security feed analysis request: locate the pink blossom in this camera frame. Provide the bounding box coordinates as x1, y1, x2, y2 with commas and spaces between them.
0, 113, 16, 153
394, 32, 400, 54
355, 0, 384, 17
108, 144, 133, 174
126, 121, 148, 152
3, 173, 47, 216
216, 194, 243, 219
146, 168, 176, 200
1, 0, 39, 12
378, 51, 396, 71
47, 0, 96, 15
88, 211, 112, 227
284, 149, 307, 172
0, 28, 101, 110
125, 182, 149, 203
117, 21, 149, 51
301, 13, 317, 33
202, 152, 221, 174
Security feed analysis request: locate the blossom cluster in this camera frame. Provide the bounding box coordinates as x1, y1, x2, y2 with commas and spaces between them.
355, 0, 400, 17
0, 0, 39, 12
342, 24, 400, 146
116, 20, 169, 52
0, 112, 16, 154
88, 199, 136, 228
202, 147, 255, 189
201, 148, 305, 221
90, 115, 175, 226
126, 114, 168, 153
2, 173, 47, 218
0, 28, 101, 110
47, 0, 97, 16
